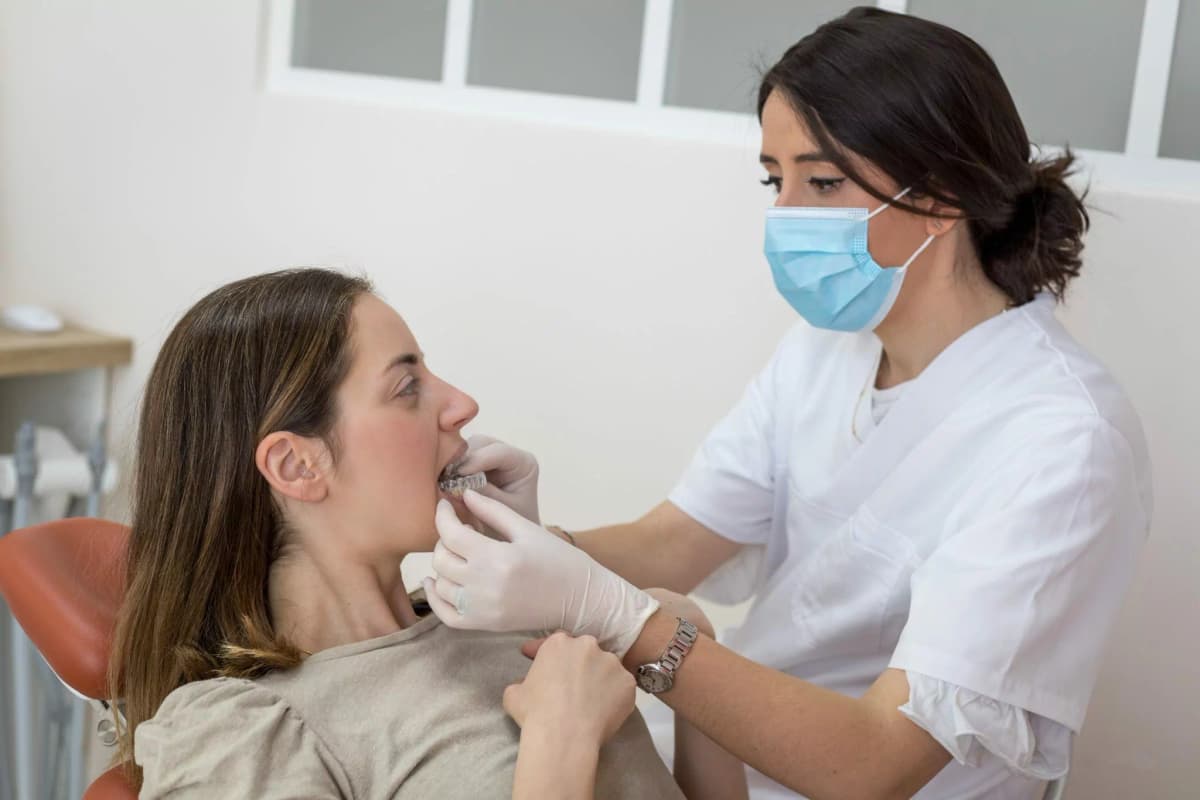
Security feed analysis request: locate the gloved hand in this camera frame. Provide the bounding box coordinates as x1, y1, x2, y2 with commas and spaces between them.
424, 490, 660, 659
453, 435, 541, 523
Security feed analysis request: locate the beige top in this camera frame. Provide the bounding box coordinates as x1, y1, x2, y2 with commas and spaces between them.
135, 610, 684, 799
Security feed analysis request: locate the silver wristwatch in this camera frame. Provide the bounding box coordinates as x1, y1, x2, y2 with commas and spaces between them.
635, 617, 698, 694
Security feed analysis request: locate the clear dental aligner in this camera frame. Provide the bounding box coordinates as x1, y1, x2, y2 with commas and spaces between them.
438, 472, 487, 496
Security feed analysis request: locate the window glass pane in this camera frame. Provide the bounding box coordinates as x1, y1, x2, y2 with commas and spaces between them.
908, 0, 1146, 152
1161, 0, 1200, 160
292, 0, 447, 81
468, 0, 644, 101
665, 0, 856, 113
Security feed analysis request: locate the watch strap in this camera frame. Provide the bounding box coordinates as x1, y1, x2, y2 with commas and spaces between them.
657, 617, 698, 679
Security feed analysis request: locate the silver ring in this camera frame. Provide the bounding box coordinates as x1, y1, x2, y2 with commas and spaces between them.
454, 586, 469, 616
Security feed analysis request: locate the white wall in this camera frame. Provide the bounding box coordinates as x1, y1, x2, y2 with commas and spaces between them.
1053, 194, 1200, 799
0, 2, 1195, 797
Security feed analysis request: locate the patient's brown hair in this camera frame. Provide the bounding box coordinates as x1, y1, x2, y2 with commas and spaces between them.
108, 268, 372, 787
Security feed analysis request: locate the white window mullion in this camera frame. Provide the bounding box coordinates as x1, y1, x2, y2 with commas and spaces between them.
442, 0, 474, 87
636, 0, 674, 107
264, 0, 298, 89
1125, 0, 1180, 157
875, 0, 908, 13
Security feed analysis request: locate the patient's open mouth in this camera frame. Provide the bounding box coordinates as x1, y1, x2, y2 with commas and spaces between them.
438, 462, 487, 496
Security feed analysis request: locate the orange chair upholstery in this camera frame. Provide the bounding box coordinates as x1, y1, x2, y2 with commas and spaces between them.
82, 764, 136, 800
0, 518, 134, 799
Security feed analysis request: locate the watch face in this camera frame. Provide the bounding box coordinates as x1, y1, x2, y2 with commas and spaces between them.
637, 664, 673, 694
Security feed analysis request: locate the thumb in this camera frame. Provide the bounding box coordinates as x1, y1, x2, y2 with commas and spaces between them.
435, 498, 501, 562
455, 439, 504, 476
502, 681, 523, 721
466, 433, 499, 451
462, 488, 537, 541
521, 636, 549, 660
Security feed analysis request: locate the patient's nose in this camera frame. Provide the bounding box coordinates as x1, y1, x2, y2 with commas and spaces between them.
440, 383, 479, 432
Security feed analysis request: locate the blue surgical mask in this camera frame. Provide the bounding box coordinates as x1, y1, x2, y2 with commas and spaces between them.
763, 188, 935, 332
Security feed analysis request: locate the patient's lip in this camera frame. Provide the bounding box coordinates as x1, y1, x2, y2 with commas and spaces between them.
440, 441, 470, 479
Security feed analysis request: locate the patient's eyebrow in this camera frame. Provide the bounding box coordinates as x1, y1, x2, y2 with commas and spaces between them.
381, 353, 421, 376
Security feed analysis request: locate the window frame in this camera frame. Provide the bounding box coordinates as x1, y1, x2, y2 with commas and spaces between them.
265, 0, 1200, 200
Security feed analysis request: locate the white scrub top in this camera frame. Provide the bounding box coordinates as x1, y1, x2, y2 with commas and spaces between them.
667, 294, 1152, 799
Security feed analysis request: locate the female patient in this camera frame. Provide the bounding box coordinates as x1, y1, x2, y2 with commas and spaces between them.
109, 269, 720, 797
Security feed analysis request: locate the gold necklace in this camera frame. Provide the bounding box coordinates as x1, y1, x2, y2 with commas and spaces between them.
850, 379, 871, 443
850, 349, 883, 444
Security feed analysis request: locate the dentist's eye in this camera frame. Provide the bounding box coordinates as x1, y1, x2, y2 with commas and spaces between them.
809, 177, 845, 193
759, 176, 782, 194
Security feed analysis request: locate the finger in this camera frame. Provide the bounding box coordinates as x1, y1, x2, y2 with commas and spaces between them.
431, 540, 470, 584
502, 682, 523, 723
473, 481, 509, 504
435, 498, 494, 559
466, 433, 499, 450
454, 440, 507, 476
445, 490, 473, 521
431, 574, 465, 607
461, 489, 540, 541
422, 578, 465, 627
520, 637, 548, 660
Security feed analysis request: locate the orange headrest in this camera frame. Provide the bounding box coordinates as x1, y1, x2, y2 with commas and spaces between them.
0, 517, 128, 699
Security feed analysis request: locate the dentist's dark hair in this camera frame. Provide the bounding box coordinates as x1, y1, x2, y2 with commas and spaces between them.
758, 6, 1089, 305
108, 268, 373, 788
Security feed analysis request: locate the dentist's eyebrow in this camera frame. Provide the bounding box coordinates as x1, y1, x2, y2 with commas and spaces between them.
758, 152, 833, 165
381, 353, 421, 377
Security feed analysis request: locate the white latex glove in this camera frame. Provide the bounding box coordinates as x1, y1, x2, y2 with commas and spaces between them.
453, 435, 540, 523
424, 490, 660, 659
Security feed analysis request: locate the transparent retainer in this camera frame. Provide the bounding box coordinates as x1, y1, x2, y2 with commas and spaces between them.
438, 472, 487, 496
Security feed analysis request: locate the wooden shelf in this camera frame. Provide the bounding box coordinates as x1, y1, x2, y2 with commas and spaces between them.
0, 325, 133, 378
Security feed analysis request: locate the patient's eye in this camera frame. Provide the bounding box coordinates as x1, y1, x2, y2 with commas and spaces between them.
394, 376, 420, 399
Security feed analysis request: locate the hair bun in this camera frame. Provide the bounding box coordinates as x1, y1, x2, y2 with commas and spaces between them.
978, 150, 1090, 304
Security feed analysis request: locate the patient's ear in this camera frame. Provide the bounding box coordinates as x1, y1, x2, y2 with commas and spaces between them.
255, 431, 329, 503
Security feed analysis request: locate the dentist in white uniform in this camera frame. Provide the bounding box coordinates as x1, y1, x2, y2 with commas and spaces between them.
425, 8, 1152, 799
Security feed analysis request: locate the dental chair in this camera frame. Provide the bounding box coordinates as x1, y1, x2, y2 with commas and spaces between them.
0, 517, 135, 799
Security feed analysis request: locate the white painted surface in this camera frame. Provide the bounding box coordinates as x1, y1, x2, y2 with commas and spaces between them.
0, 2, 1194, 796
1124, 0, 1180, 157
